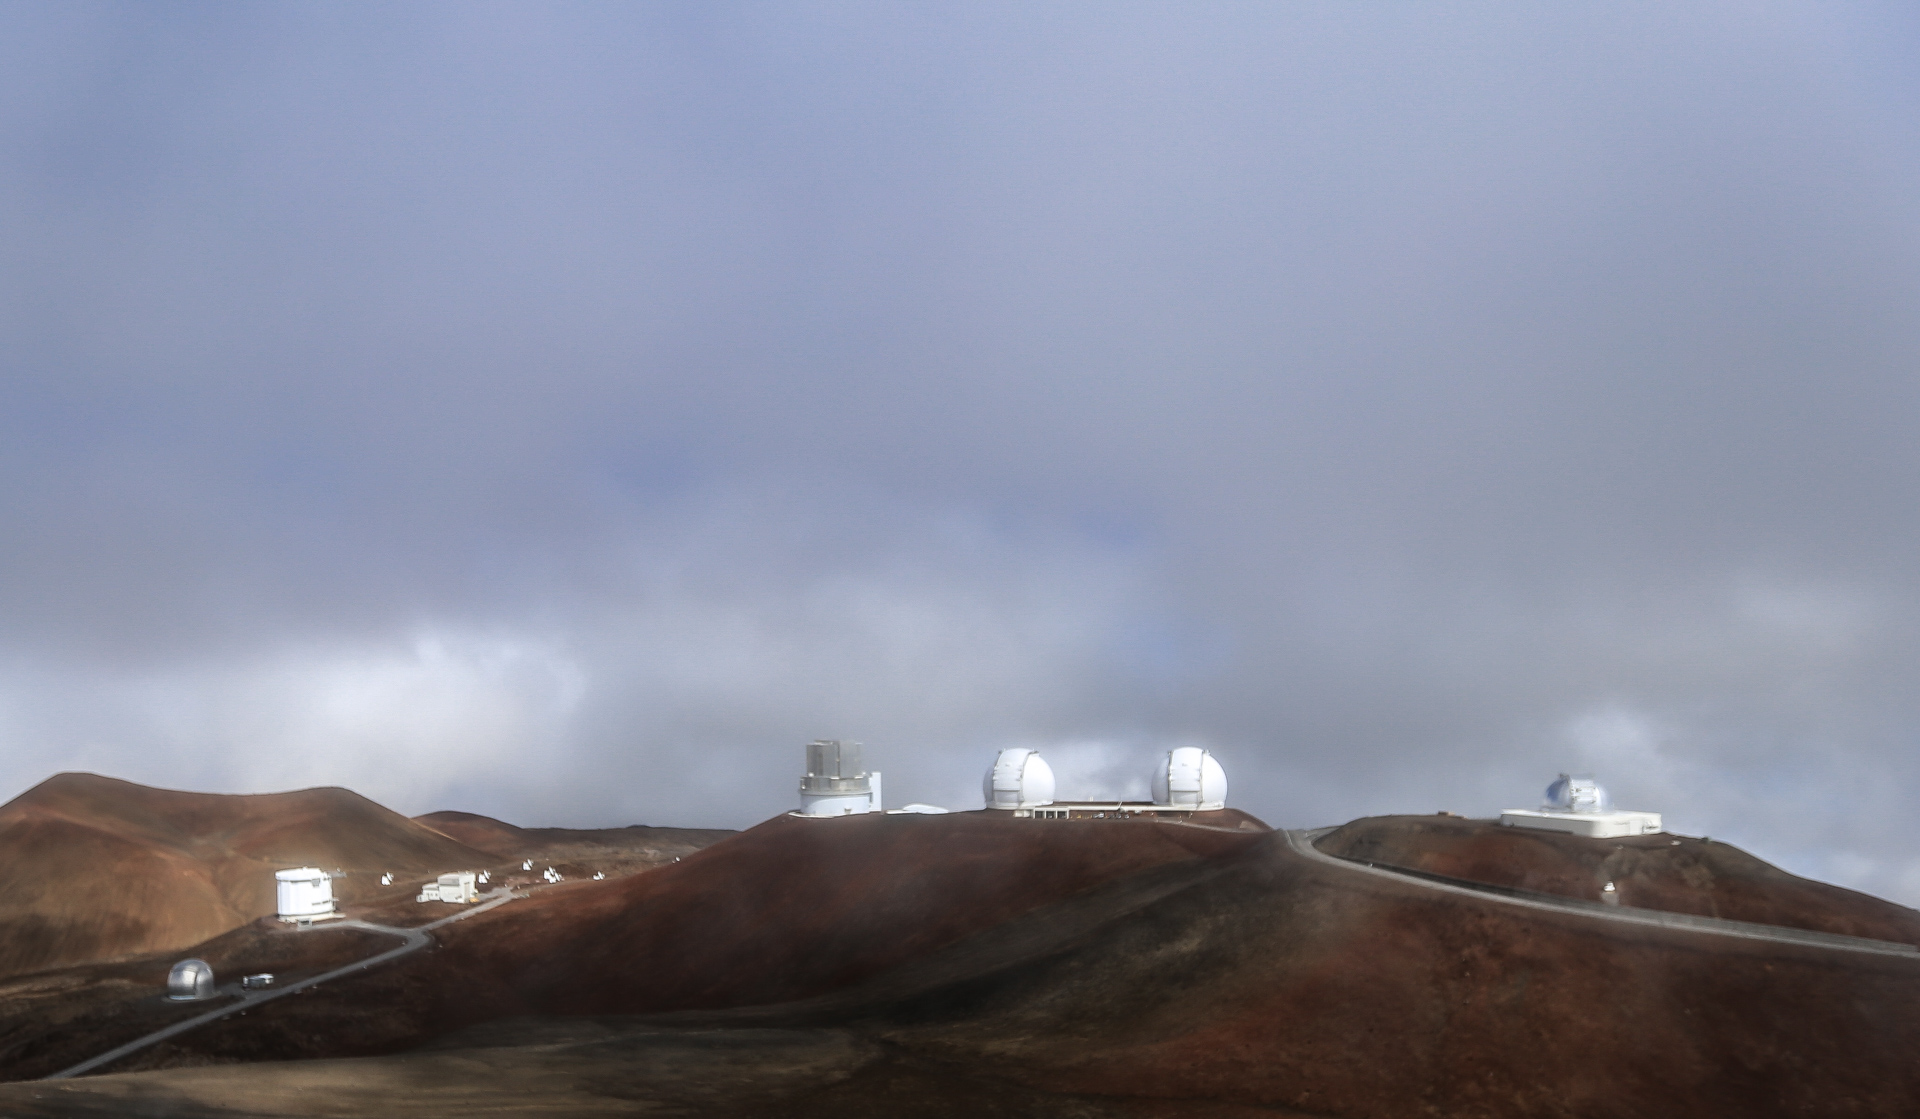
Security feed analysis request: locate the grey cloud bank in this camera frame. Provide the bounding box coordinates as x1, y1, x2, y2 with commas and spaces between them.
5, 3, 1920, 903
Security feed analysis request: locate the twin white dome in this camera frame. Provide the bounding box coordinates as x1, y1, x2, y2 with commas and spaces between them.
983, 746, 1228, 810
983, 747, 1057, 809
1152, 747, 1228, 811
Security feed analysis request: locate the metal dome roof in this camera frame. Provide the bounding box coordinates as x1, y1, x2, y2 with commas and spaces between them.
1544, 773, 1610, 814
1151, 747, 1227, 810
983, 748, 1056, 809
167, 958, 216, 1002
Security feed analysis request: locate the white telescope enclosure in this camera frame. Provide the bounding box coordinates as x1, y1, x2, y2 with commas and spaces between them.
275, 867, 335, 919
167, 958, 216, 1001
1152, 747, 1228, 810
983, 748, 1056, 810
798, 739, 877, 816
1501, 773, 1661, 838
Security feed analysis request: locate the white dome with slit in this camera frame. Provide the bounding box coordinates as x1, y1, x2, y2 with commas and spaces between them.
1543, 774, 1609, 814
983, 748, 1056, 809
1151, 747, 1227, 810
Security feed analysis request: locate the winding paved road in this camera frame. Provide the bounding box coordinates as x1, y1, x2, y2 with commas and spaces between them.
1285, 828, 1918, 960
46, 890, 518, 1081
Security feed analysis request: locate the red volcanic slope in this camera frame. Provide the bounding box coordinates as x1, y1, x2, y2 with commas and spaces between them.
877, 827, 1920, 1118
419, 808, 1269, 1019
412, 810, 734, 859
0, 773, 494, 978
410, 810, 527, 854
1317, 814, 1920, 943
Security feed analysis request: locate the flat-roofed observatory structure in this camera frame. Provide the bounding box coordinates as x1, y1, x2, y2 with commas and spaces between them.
798, 739, 881, 816
275, 867, 336, 922
1501, 774, 1662, 838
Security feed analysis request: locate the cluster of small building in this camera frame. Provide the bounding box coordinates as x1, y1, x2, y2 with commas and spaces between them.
271, 864, 498, 924
794, 740, 1231, 818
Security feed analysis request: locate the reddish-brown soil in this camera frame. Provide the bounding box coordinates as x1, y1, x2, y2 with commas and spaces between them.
7, 803, 1916, 1117
1316, 814, 1920, 943
5, 815, 1916, 1117
0, 774, 498, 978
118, 808, 1271, 1068
863, 826, 1920, 1118
431, 808, 1269, 1017
412, 809, 734, 865
0, 918, 396, 1082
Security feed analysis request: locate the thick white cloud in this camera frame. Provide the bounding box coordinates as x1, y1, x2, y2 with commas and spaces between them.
3, 3, 1919, 903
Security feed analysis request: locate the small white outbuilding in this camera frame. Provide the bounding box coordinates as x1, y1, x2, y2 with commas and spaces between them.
417, 871, 479, 904
275, 868, 335, 921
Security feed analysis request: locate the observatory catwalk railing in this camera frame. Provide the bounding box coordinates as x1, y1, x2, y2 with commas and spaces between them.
1287, 828, 1919, 960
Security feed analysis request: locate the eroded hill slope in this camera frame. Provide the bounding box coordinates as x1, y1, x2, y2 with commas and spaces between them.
0, 773, 495, 977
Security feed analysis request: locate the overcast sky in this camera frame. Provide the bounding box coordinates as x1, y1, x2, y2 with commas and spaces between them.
5, 3, 1920, 904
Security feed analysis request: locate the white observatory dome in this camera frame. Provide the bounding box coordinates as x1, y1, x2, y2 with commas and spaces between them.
983, 748, 1056, 809
1543, 773, 1610, 814
1151, 747, 1228, 810
167, 958, 216, 1001
275, 867, 335, 919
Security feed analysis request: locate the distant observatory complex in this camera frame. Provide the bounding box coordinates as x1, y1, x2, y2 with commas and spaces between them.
792, 741, 1233, 820
1501, 774, 1662, 838
987, 745, 1231, 818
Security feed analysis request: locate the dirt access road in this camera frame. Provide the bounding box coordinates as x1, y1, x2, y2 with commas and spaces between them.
1286, 827, 1918, 959
46, 890, 518, 1080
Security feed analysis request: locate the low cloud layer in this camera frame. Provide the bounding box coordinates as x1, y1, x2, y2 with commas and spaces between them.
5, 3, 1920, 904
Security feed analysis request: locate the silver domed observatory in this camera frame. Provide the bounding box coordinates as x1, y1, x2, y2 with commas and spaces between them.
1501, 773, 1662, 838
167, 958, 216, 1001
797, 739, 881, 816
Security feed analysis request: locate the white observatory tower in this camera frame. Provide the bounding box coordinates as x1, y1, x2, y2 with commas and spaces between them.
275, 867, 336, 922
1151, 747, 1228, 811
983, 748, 1056, 812
798, 739, 879, 816
1501, 774, 1662, 838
